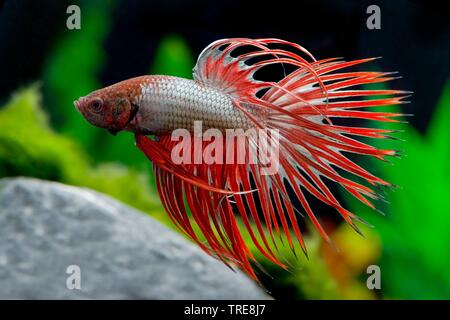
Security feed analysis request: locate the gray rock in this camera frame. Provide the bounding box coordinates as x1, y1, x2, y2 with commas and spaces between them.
0, 177, 270, 299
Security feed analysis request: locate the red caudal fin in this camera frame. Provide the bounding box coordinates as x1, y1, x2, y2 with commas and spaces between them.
135, 38, 409, 280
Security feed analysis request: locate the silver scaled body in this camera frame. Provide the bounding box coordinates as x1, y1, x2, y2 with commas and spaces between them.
133, 76, 266, 134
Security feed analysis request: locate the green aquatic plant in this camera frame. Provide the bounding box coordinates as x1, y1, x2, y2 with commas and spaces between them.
150, 34, 195, 78
255, 235, 342, 299
250, 221, 382, 300
41, 0, 143, 168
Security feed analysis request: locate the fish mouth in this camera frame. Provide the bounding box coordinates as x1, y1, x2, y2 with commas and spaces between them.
74, 98, 83, 112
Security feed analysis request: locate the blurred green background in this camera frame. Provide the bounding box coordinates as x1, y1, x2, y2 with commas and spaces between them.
0, 0, 449, 299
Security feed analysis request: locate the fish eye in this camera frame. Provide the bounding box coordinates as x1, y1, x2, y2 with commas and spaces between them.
90, 98, 103, 113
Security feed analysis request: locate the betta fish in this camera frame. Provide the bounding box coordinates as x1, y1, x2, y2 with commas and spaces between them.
75, 38, 408, 280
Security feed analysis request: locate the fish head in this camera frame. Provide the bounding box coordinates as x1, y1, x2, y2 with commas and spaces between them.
74, 84, 138, 135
